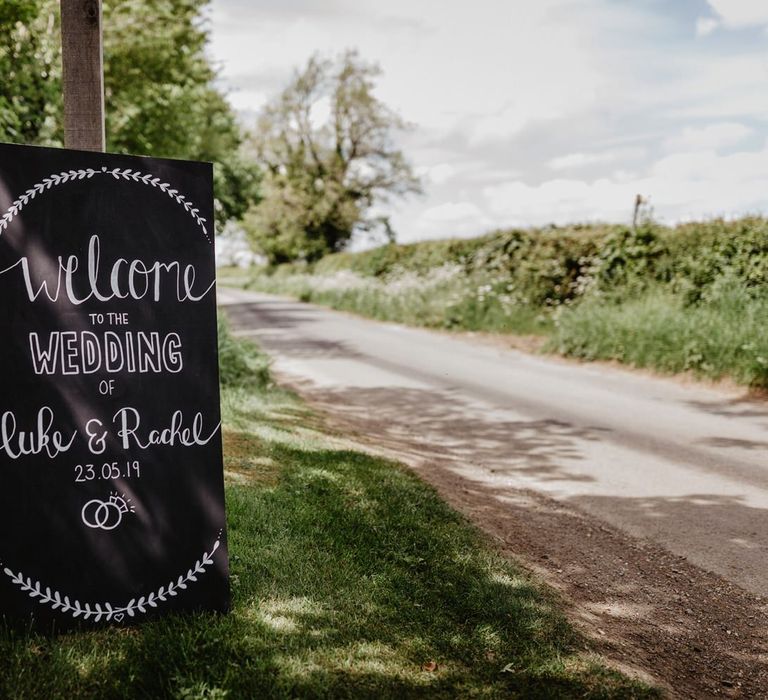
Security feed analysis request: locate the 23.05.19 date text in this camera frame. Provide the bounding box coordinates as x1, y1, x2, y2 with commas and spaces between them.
74, 460, 141, 483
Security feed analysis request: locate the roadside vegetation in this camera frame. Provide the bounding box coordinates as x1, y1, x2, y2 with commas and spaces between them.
0, 321, 655, 698
235, 215, 768, 389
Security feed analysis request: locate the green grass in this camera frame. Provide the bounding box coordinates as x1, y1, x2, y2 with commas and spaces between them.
0, 325, 657, 698
549, 281, 768, 386
217, 314, 271, 390
223, 266, 552, 336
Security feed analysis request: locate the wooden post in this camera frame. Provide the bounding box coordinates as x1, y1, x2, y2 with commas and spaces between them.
60, 0, 105, 151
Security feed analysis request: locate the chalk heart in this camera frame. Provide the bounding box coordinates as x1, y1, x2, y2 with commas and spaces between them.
113, 613, 125, 623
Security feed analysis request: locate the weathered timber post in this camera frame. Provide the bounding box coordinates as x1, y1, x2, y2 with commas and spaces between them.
60, 0, 105, 151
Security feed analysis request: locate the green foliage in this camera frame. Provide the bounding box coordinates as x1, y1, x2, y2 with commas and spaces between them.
0, 0, 260, 228
244, 50, 421, 264
212, 151, 262, 230
104, 0, 222, 157
0, 0, 61, 145
256, 223, 619, 317
103, 0, 262, 227
0, 339, 656, 697
217, 315, 270, 390
593, 223, 668, 292
244, 263, 551, 335
549, 278, 768, 387
663, 217, 768, 303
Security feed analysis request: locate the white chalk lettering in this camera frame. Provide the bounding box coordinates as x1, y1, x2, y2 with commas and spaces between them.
0, 235, 214, 305
28, 330, 184, 375
113, 407, 220, 450
0, 407, 76, 459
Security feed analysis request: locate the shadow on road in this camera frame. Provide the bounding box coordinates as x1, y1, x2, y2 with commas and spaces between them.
300, 384, 600, 484
685, 394, 768, 421
223, 300, 321, 331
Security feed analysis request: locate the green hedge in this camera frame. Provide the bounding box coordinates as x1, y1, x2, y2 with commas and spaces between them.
265, 217, 768, 308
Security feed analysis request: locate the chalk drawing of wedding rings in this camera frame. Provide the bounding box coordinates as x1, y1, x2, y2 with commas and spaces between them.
81, 493, 135, 531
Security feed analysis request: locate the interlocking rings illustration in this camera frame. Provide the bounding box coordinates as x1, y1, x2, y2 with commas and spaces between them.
81, 493, 135, 531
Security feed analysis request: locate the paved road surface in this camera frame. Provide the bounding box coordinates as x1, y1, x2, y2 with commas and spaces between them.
219, 287, 768, 597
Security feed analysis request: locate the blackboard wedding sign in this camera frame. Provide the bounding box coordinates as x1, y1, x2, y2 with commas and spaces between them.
0, 142, 229, 627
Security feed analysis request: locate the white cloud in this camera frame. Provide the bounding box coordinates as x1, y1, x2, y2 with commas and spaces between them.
416, 161, 521, 186
549, 152, 615, 171
484, 141, 768, 227
695, 16, 719, 36
309, 96, 332, 130
211, 0, 768, 241
422, 201, 487, 223
651, 142, 768, 183
399, 201, 496, 242
548, 148, 645, 171
212, 0, 608, 138
416, 163, 459, 186
483, 178, 634, 226
225, 88, 270, 113
705, 0, 768, 28
621, 52, 768, 122
665, 122, 752, 152
464, 167, 522, 184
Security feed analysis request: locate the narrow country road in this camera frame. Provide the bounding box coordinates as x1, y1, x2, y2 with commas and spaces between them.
220, 287, 768, 595
219, 287, 768, 695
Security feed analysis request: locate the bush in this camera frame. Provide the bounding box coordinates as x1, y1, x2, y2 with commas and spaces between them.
217, 315, 271, 389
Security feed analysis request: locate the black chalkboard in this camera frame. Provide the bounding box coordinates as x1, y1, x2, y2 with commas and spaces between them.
0, 142, 229, 627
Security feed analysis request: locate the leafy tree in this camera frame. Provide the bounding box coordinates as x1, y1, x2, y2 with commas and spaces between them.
102, 0, 261, 228
0, 0, 61, 145
0, 0, 259, 228
245, 50, 421, 264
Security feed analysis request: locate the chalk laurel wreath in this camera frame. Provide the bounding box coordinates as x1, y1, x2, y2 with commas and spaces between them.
1, 537, 221, 622
0, 167, 210, 242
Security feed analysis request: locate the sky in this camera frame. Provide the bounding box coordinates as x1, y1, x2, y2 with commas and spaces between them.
208, 0, 768, 245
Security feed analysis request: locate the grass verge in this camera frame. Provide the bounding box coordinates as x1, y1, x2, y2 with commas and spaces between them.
0, 321, 657, 698
548, 281, 768, 387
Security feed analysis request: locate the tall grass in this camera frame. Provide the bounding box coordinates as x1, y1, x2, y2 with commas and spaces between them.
549, 280, 768, 386
217, 314, 271, 389
251, 265, 550, 334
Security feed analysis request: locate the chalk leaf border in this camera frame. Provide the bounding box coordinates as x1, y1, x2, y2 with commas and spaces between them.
0, 167, 209, 242
2, 536, 221, 623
